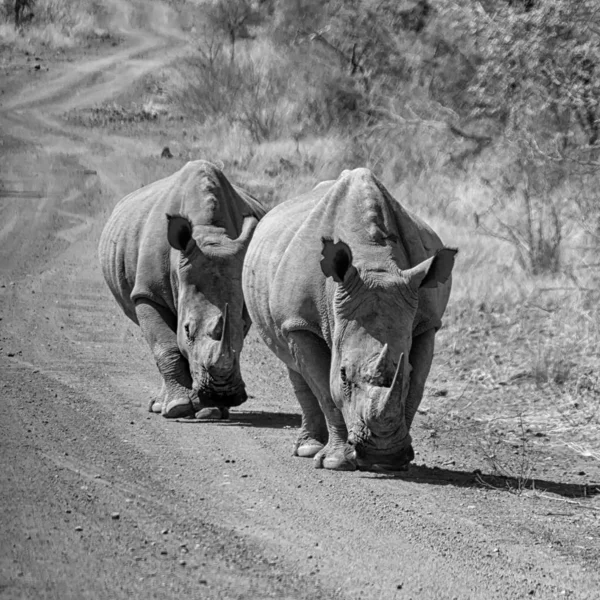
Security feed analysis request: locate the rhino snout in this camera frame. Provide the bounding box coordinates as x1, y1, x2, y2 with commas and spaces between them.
349, 429, 414, 473
197, 385, 247, 408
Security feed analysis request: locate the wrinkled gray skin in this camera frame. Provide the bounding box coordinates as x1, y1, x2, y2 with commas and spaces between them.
243, 168, 456, 471
99, 160, 265, 419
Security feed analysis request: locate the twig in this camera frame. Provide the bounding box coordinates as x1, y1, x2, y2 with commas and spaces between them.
448, 124, 492, 145
526, 303, 556, 313
539, 287, 596, 292
528, 492, 600, 512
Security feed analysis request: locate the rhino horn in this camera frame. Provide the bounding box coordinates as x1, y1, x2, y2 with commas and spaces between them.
378, 352, 405, 419
374, 343, 389, 376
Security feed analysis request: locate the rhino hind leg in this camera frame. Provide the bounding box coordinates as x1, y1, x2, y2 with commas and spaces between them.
287, 331, 355, 471
287, 368, 326, 457
135, 299, 195, 419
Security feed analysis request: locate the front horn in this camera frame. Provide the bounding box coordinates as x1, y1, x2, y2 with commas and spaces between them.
377, 352, 405, 419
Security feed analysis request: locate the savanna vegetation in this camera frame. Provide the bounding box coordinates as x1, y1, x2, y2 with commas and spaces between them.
175, 2, 600, 463
6, 0, 600, 479
0, 0, 111, 48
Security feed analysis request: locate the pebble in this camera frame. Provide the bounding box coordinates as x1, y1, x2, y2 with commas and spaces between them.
111, 512, 120, 520
75, 526, 83, 531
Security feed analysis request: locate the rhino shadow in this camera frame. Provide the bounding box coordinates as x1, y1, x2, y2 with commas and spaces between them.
173, 410, 301, 429
361, 464, 600, 499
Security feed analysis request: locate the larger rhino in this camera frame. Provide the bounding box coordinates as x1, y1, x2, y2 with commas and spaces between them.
99, 160, 265, 419
242, 168, 456, 471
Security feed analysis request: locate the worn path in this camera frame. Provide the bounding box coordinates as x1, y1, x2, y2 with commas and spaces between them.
1, 2, 599, 598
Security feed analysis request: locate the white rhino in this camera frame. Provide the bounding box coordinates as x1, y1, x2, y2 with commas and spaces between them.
242, 168, 456, 471
99, 160, 265, 419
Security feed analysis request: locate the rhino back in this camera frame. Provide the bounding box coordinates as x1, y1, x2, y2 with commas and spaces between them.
243, 184, 324, 359
99, 160, 265, 323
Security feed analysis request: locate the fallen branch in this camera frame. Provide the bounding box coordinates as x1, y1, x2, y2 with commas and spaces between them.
528, 492, 600, 511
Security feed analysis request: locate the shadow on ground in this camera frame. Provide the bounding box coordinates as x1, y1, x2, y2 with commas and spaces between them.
172, 410, 301, 429
365, 463, 600, 499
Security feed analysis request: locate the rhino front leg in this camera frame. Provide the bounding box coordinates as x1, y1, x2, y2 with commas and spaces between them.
287, 367, 327, 458
135, 299, 195, 419
287, 330, 355, 471
404, 328, 436, 430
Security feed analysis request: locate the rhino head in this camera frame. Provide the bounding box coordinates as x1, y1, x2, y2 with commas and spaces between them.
167, 213, 258, 408
320, 238, 456, 472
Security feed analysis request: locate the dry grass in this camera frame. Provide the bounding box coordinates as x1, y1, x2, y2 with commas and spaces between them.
1, 0, 111, 49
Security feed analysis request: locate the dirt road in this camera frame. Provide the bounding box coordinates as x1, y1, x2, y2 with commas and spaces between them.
1, 2, 599, 598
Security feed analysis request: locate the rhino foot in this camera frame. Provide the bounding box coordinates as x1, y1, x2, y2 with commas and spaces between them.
194, 407, 229, 420
149, 382, 167, 414
295, 438, 325, 458
313, 443, 356, 471
163, 399, 195, 419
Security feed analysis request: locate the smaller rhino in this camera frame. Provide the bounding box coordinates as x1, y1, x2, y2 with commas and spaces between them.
99, 160, 265, 419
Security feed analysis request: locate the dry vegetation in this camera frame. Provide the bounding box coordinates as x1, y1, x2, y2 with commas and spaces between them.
0, 0, 111, 49
7, 0, 600, 480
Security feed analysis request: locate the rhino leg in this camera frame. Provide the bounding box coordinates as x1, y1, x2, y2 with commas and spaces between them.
148, 381, 168, 413
135, 299, 195, 419
287, 367, 326, 457
288, 331, 355, 471
404, 328, 436, 430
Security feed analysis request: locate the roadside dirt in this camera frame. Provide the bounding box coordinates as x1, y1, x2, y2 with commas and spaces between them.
1, 2, 599, 599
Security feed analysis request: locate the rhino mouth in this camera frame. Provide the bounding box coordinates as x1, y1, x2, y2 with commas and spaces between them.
195, 370, 248, 407
354, 446, 414, 473
349, 430, 415, 473
197, 385, 247, 407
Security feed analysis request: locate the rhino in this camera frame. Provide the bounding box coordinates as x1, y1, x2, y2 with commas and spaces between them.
99, 160, 265, 419
242, 168, 456, 471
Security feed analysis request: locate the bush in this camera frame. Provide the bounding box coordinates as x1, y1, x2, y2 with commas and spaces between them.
1, 0, 108, 47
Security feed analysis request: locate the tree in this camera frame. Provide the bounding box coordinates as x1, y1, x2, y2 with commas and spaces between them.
206, 0, 259, 64
467, 1, 600, 172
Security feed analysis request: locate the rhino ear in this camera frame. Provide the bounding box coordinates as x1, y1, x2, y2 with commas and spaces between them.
166, 214, 194, 253
405, 248, 457, 290
320, 237, 353, 283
